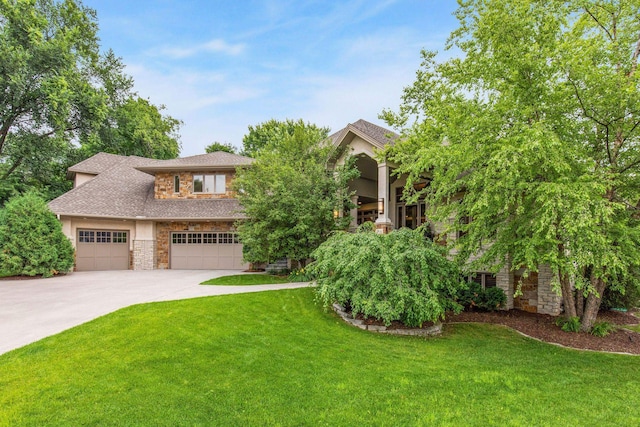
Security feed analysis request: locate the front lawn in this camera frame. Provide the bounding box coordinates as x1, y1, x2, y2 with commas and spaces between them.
1, 288, 639, 425
200, 273, 291, 285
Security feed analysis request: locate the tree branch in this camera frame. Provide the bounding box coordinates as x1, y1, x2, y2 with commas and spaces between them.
1, 156, 23, 179
584, 7, 613, 41
568, 77, 613, 164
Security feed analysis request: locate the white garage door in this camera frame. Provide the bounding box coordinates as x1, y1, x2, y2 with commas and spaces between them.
170, 232, 247, 270
76, 230, 129, 271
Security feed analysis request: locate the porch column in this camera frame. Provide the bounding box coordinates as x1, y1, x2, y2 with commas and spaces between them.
349, 195, 359, 231
375, 162, 393, 234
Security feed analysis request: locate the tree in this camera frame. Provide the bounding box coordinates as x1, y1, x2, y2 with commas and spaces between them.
382, 0, 640, 331
85, 96, 182, 159
0, 1, 182, 204
240, 118, 328, 158
0, 192, 74, 277
0, 0, 107, 197
205, 141, 236, 154
233, 120, 358, 267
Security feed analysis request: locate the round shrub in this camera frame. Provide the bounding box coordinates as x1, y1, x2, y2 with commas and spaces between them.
0, 192, 74, 277
310, 227, 465, 327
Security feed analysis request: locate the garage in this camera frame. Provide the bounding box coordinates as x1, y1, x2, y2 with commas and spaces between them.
170, 232, 247, 270
76, 229, 129, 271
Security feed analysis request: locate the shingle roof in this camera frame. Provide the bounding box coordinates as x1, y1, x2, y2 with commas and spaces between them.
49, 152, 250, 220
135, 152, 254, 174
329, 119, 399, 149
66, 152, 131, 179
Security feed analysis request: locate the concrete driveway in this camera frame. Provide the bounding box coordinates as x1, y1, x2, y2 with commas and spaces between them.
0, 270, 309, 355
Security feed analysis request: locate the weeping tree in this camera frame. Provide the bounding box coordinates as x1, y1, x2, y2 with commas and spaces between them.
382, 0, 640, 331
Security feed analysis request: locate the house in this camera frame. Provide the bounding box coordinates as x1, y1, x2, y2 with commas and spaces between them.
48, 151, 253, 272
331, 120, 562, 316
50, 119, 561, 315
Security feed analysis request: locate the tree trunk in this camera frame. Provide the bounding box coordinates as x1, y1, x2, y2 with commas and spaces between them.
580, 277, 606, 332
559, 272, 577, 319
575, 288, 584, 319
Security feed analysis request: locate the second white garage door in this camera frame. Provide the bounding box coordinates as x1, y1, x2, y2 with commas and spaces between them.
170, 232, 247, 270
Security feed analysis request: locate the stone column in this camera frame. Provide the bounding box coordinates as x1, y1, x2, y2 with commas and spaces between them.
537, 264, 562, 315
496, 262, 514, 310
350, 195, 359, 231
375, 162, 393, 234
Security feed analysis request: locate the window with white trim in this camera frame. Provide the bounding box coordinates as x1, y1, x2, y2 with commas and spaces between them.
193, 174, 226, 194
174, 175, 180, 193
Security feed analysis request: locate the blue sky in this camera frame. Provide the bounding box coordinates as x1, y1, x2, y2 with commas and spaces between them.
82, 0, 460, 156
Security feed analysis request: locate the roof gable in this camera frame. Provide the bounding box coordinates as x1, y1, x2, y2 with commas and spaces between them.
330, 119, 399, 152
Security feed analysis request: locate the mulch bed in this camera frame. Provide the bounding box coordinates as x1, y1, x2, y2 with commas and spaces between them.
443, 309, 640, 355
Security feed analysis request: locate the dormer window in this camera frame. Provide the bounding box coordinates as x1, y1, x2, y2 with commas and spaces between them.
193, 174, 226, 194
173, 175, 180, 193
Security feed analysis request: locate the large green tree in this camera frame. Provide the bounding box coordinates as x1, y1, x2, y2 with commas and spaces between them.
233, 120, 358, 267
205, 141, 236, 154
84, 96, 181, 159
382, 0, 640, 331
0, 0, 106, 200
0, 0, 181, 203
240, 118, 328, 158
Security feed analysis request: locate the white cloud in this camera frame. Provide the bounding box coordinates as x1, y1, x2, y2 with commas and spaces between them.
155, 38, 246, 59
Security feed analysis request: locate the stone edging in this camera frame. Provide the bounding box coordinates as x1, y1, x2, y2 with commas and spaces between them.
332, 303, 442, 336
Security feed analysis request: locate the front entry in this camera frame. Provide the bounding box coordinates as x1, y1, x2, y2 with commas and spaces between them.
170, 232, 247, 270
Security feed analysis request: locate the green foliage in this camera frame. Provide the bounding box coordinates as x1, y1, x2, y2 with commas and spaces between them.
240, 118, 329, 158
556, 317, 582, 333
205, 141, 236, 154
234, 120, 359, 266
600, 270, 640, 311
288, 267, 313, 282
311, 228, 465, 326
382, 0, 640, 330
0, 192, 74, 277
85, 96, 182, 159
458, 282, 507, 312
590, 322, 614, 338
0, 2, 182, 204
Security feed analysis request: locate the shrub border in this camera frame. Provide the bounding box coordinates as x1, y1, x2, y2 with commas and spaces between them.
332, 303, 442, 336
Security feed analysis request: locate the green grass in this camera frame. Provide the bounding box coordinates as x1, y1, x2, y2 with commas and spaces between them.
200, 273, 291, 285
1, 288, 640, 426
625, 324, 640, 333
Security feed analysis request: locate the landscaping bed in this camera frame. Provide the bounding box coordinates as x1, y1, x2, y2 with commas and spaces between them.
443, 309, 640, 355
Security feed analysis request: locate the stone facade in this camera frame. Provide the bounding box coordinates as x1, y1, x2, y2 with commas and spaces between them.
536, 264, 562, 315
154, 171, 237, 199
496, 265, 514, 310
155, 221, 236, 269
514, 272, 539, 313
133, 240, 156, 270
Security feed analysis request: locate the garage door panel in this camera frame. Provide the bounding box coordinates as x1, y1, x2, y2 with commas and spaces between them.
76, 230, 129, 271
171, 232, 247, 270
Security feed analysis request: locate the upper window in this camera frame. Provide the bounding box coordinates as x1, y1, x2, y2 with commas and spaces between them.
173, 175, 180, 193
193, 174, 226, 194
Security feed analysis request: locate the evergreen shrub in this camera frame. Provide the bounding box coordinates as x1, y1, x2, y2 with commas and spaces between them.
0, 192, 74, 277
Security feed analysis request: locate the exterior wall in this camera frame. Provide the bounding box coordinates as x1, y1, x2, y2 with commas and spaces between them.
154, 171, 236, 199
133, 221, 156, 270
496, 264, 515, 310
155, 221, 236, 269
74, 172, 97, 188
537, 264, 562, 315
